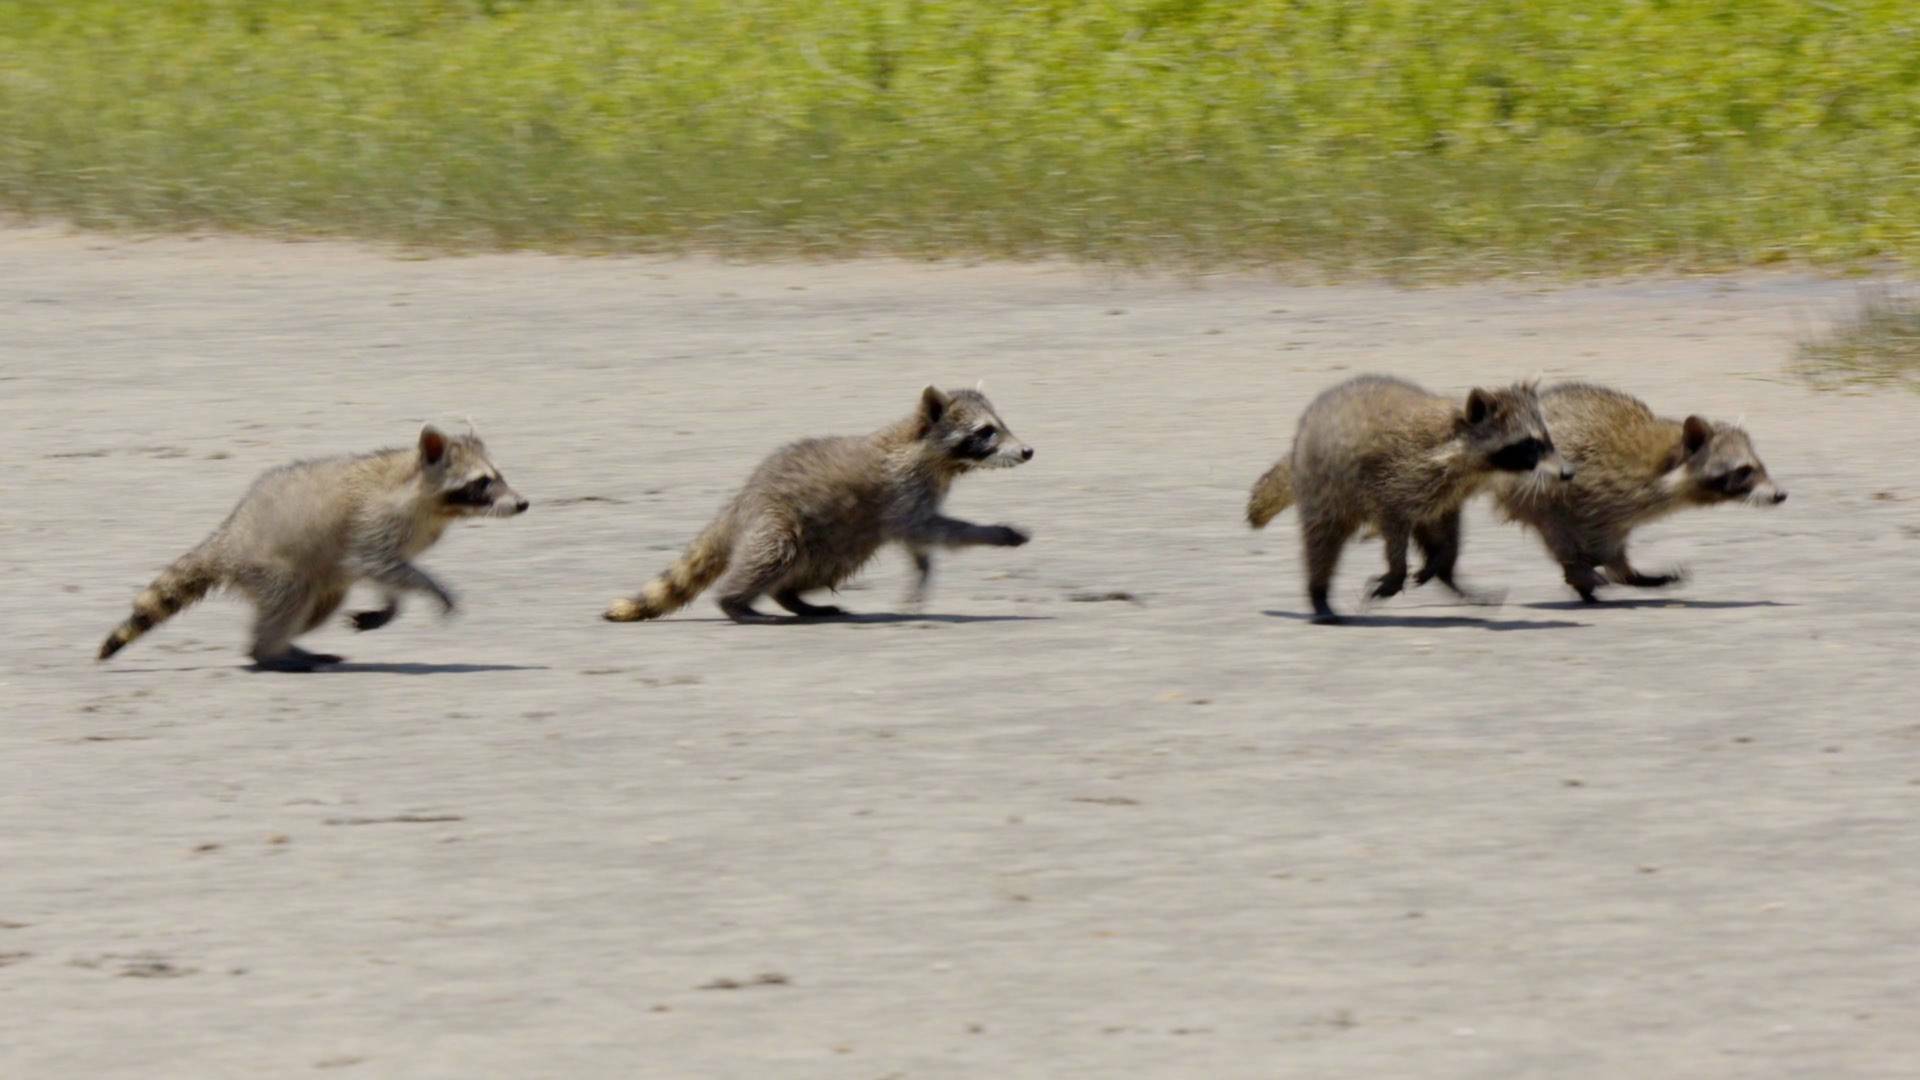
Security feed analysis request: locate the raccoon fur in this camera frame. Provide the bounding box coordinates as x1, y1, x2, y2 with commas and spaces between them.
1492, 382, 1787, 602
97, 426, 529, 670
604, 386, 1033, 625
1247, 374, 1572, 623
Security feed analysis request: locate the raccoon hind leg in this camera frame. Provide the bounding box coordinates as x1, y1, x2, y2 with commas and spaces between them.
1300, 509, 1358, 624
1412, 512, 1462, 590
715, 521, 799, 625
774, 590, 847, 619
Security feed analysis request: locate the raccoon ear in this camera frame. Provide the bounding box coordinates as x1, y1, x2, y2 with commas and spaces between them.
1682, 415, 1713, 455
1464, 388, 1498, 426
920, 385, 951, 425
418, 425, 449, 466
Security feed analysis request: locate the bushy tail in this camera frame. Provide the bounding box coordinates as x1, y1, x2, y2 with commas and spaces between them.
604, 516, 734, 622
97, 547, 221, 660
1246, 457, 1296, 529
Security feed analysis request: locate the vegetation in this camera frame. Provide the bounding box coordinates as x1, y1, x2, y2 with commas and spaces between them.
1798, 289, 1920, 391
3, 1, 1919, 272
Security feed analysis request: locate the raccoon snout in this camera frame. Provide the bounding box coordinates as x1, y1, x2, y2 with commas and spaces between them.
1019, 446, 1035, 462
514, 498, 531, 514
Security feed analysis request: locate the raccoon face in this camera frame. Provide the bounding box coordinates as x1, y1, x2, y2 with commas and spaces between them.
919, 386, 1034, 472
419, 425, 532, 518
1678, 416, 1786, 507
1461, 385, 1575, 483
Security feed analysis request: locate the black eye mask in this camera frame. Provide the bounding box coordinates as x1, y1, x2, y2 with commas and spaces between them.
1489, 437, 1549, 472
445, 478, 494, 506
955, 427, 998, 461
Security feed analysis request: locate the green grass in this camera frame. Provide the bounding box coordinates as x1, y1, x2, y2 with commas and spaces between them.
4, 0, 1920, 273
1798, 289, 1920, 391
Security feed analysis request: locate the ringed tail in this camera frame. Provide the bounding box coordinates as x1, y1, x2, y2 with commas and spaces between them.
97, 549, 220, 660
604, 517, 734, 622
1246, 458, 1295, 529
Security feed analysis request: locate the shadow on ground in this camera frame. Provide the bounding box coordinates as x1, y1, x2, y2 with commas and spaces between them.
1523, 598, 1793, 611
1264, 610, 1586, 631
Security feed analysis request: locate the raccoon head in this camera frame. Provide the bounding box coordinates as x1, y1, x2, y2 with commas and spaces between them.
918, 386, 1034, 472
419, 425, 531, 519
1673, 416, 1787, 507
1459, 384, 1574, 483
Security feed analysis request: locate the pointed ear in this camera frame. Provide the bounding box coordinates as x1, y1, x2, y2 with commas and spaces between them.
1682, 415, 1713, 455
920, 385, 951, 425
418, 424, 449, 466
1464, 388, 1497, 426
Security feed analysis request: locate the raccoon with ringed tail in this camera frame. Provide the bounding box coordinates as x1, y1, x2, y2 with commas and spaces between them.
1247, 374, 1573, 623
97, 426, 529, 671
604, 385, 1033, 625
1491, 382, 1787, 602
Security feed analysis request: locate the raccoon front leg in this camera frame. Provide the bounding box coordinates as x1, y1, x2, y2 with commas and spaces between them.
908, 515, 1030, 550
905, 545, 934, 607
355, 558, 457, 616
1603, 546, 1687, 590
1368, 517, 1412, 600
349, 592, 401, 632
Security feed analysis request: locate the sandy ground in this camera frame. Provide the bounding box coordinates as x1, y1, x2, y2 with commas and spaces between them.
2, 226, 1917, 1078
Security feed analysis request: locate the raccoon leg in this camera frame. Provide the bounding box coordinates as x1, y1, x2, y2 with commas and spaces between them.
1300, 512, 1356, 624
1368, 518, 1411, 600
714, 526, 796, 625
1604, 548, 1685, 589
1412, 512, 1462, 590
905, 545, 933, 607
774, 590, 847, 619
289, 586, 348, 665
350, 594, 400, 632
248, 586, 329, 671
1537, 527, 1606, 603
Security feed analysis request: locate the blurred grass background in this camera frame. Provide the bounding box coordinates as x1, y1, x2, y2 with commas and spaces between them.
3, 0, 1918, 274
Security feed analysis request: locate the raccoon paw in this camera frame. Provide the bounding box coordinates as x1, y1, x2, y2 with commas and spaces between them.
1368, 574, 1406, 600
991, 525, 1031, 547
350, 606, 396, 632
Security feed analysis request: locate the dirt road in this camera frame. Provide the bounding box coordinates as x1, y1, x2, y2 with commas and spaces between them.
3, 227, 1916, 1077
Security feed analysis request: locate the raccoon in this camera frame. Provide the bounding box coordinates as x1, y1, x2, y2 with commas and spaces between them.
1246, 375, 1572, 623
97, 426, 529, 670
1492, 382, 1787, 602
604, 386, 1033, 625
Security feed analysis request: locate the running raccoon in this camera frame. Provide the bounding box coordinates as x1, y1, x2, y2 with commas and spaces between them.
97, 426, 529, 670
1247, 375, 1572, 623
604, 386, 1033, 624
1493, 382, 1786, 601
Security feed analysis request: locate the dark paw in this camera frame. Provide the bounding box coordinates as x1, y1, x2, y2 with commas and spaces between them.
993, 525, 1031, 547
251, 655, 319, 673
1577, 590, 1600, 604
1369, 575, 1406, 600
350, 607, 395, 632
799, 605, 847, 618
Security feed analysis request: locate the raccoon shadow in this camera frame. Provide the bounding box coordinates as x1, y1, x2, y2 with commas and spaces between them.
1263, 610, 1586, 632
313, 662, 550, 675
104, 661, 548, 675
673, 613, 1051, 626
1522, 598, 1793, 612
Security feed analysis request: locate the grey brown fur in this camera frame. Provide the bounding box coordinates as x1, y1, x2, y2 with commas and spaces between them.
97, 426, 529, 670
1247, 374, 1572, 623
604, 386, 1033, 625
1493, 382, 1787, 602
